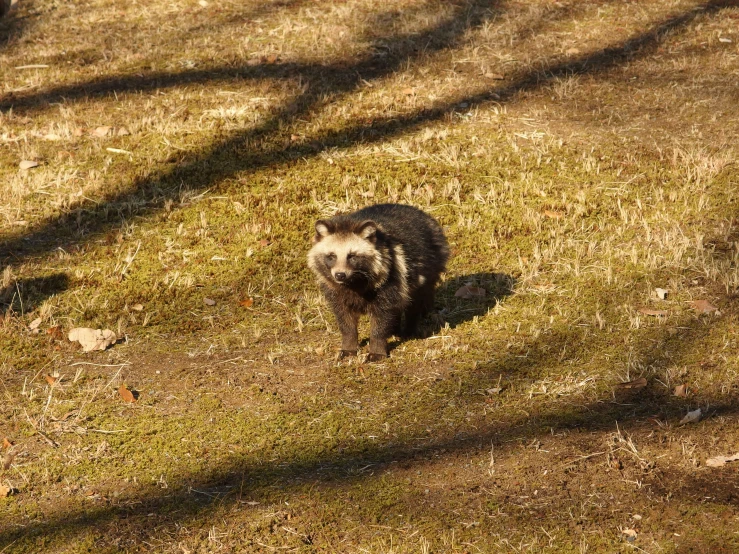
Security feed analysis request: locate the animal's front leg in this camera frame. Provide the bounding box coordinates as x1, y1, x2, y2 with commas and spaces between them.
334, 305, 359, 359
367, 309, 398, 362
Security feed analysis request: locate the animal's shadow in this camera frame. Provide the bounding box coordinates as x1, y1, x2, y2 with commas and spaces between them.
0, 273, 70, 314
361, 272, 516, 353
434, 271, 516, 330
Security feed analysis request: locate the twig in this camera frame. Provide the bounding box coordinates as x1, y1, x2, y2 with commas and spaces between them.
558, 451, 606, 469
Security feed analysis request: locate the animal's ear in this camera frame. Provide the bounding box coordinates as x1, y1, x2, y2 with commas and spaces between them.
314, 220, 333, 242
357, 220, 378, 242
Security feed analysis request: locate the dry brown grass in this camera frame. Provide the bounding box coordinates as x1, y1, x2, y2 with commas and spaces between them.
1, 0, 739, 552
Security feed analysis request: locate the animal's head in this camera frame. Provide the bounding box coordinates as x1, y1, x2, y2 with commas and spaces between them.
307, 218, 387, 287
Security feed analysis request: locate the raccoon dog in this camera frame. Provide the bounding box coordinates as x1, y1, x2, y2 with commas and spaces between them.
308, 203, 449, 362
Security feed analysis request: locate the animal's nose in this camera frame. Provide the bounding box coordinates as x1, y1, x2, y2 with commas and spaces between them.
334, 272, 347, 282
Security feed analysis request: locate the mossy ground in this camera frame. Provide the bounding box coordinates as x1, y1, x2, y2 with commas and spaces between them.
1, 0, 739, 552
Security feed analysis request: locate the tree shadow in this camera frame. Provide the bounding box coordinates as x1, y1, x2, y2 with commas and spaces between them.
1, 0, 738, 549
2, 305, 738, 549
1, 0, 731, 273
0, 272, 69, 314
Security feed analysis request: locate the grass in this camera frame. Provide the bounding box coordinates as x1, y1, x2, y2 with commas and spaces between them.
1, 0, 739, 552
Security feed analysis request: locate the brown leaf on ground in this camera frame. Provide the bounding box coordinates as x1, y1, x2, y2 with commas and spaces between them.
706, 453, 739, 467
28, 317, 42, 330
638, 307, 668, 317
68, 328, 117, 352
119, 385, 137, 403
615, 377, 647, 390
689, 299, 718, 314
19, 160, 39, 170
92, 126, 112, 137
2, 438, 12, 449
673, 383, 688, 397
454, 285, 486, 299
655, 288, 668, 300
258, 239, 270, 247
131, 303, 144, 311
622, 529, 637, 543
203, 297, 216, 306
543, 209, 564, 219
44, 374, 57, 385
239, 298, 254, 308
116, 126, 131, 136
46, 325, 63, 340
402, 87, 415, 96
0, 484, 11, 498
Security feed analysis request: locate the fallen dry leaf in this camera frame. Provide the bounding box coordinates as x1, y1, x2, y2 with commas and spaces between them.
44, 374, 57, 385
118, 385, 137, 403
258, 239, 270, 247
706, 452, 739, 467
655, 288, 668, 300
203, 297, 216, 306
92, 126, 112, 137
689, 299, 718, 314
673, 383, 688, 397
454, 285, 486, 299
486, 387, 503, 395
46, 325, 63, 340
543, 209, 564, 219
484, 72, 505, 79
19, 160, 39, 170
131, 303, 144, 311
622, 529, 637, 543
566, 47, 581, 55
638, 307, 668, 317
615, 377, 647, 390
68, 328, 117, 352
0, 484, 11, 498
116, 126, 131, 136
402, 87, 415, 96
680, 407, 702, 425
2, 438, 12, 449
28, 317, 42, 330
239, 298, 254, 308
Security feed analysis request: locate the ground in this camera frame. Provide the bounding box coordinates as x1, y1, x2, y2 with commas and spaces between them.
1, 0, 739, 552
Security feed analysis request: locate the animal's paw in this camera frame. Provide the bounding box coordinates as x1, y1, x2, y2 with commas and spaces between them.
337, 350, 357, 360
366, 353, 388, 362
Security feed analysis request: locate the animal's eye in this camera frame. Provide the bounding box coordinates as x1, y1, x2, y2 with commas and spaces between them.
326, 253, 336, 261
347, 253, 355, 260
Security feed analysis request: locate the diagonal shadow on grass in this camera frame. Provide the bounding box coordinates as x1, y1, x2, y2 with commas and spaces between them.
0, 0, 732, 272
0, 272, 69, 314
1, 292, 737, 550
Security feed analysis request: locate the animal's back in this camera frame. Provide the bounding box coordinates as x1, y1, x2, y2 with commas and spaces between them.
350, 204, 449, 272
